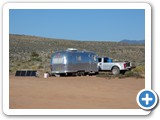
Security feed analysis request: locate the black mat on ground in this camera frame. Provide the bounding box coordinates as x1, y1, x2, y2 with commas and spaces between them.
15, 70, 37, 76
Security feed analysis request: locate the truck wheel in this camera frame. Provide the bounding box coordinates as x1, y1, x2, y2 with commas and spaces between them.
112, 66, 120, 75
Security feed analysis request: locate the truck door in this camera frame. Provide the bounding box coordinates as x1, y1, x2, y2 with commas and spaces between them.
102, 57, 112, 70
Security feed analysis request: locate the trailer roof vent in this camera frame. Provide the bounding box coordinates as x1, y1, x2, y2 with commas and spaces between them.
67, 48, 78, 51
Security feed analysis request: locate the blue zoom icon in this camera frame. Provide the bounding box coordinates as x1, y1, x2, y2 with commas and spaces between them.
137, 89, 158, 110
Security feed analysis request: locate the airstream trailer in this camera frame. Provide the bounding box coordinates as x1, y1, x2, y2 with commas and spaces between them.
50, 48, 98, 76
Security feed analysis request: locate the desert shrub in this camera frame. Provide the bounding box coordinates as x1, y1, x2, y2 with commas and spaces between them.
30, 51, 42, 62
20, 63, 30, 69
31, 57, 42, 62
17, 63, 21, 66
132, 65, 145, 74
9, 69, 13, 73
47, 54, 51, 58
31, 66, 37, 70
125, 71, 134, 77
124, 71, 143, 78
38, 65, 44, 69
31, 52, 39, 57
117, 74, 125, 79
96, 72, 113, 79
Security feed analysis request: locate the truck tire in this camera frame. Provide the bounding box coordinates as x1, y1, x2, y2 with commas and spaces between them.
112, 66, 120, 75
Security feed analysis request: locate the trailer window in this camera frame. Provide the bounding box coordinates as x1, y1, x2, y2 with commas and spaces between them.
91, 55, 97, 62
77, 55, 82, 61
52, 57, 64, 64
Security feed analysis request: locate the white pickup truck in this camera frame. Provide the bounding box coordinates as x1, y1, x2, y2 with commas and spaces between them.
98, 57, 132, 75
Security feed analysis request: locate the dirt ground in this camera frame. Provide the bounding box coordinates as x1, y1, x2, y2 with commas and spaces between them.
9, 75, 144, 109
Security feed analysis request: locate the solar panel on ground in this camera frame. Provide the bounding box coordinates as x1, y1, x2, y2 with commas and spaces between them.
15, 71, 21, 76
21, 71, 26, 76
26, 70, 32, 76
31, 71, 37, 76
15, 70, 37, 77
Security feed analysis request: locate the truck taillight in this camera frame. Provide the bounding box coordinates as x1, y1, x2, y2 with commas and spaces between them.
124, 63, 126, 68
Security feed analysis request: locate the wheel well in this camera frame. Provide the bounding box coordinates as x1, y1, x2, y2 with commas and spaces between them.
111, 66, 120, 70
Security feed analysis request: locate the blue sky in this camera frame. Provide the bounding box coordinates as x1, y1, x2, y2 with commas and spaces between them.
9, 9, 145, 41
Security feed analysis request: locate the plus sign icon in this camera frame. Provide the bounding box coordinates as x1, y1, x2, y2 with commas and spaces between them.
137, 89, 158, 110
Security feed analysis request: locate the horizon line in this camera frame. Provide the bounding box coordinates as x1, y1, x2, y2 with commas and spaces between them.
9, 33, 144, 42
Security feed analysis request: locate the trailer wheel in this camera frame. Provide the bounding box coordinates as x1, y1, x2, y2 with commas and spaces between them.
55, 74, 61, 77
112, 66, 120, 75
81, 71, 85, 76
77, 71, 81, 76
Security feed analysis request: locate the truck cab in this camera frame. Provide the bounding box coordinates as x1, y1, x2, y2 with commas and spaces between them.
98, 57, 131, 75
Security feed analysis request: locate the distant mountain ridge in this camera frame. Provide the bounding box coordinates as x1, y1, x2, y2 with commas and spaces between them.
119, 39, 145, 44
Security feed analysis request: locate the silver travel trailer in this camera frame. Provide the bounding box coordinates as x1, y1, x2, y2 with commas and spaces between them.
50, 48, 98, 76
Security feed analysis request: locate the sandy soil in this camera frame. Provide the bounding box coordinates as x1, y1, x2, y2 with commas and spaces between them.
9, 76, 144, 109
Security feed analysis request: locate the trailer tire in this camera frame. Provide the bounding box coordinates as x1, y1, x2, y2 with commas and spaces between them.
77, 71, 85, 76
81, 71, 85, 76
55, 74, 61, 77
112, 66, 120, 75
77, 71, 81, 76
